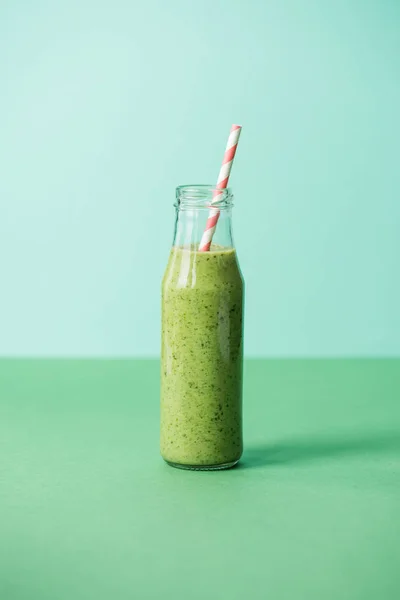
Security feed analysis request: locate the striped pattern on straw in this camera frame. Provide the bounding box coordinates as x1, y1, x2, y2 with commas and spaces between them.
198, 124, 242, 252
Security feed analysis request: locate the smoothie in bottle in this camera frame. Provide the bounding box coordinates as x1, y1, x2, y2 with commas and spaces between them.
161, 184, 244, 469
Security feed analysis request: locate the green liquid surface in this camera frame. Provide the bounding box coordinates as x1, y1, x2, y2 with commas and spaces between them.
161, 245, 244, 467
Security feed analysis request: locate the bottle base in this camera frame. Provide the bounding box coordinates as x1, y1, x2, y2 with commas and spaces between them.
164, 459, 239, 471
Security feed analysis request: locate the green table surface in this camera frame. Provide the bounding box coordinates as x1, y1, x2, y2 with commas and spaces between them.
1, 359, 400, 600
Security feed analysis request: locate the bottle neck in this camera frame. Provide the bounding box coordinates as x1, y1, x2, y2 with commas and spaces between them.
173, 207, 234, 249
173, 185, 235, 250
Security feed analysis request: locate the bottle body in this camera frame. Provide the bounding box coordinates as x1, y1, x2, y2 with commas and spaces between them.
160, 186, 244, 470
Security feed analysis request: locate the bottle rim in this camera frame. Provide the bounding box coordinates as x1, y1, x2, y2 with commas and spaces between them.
175, 184, 233, 209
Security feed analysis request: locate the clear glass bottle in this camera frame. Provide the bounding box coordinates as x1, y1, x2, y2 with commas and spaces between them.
160, 185, 244, 470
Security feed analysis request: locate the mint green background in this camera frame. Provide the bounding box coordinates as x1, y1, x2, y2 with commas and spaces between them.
1, 0, 399, 357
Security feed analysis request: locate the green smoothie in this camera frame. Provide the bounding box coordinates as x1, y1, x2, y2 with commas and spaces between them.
160, 245, 244, 469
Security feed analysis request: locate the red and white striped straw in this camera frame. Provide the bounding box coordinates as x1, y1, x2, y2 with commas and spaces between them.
198, 124, 242, 252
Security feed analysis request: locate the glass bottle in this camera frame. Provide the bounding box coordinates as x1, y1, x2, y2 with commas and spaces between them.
160, 185, 244, 470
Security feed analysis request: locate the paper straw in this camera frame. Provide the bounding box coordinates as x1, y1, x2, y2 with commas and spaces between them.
198, 124, 242, 252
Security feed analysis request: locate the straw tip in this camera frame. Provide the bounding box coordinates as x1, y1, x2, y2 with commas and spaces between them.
231, 124, 242, 131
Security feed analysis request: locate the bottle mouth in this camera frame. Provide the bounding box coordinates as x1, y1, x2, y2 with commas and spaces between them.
175, 184, 233, 209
